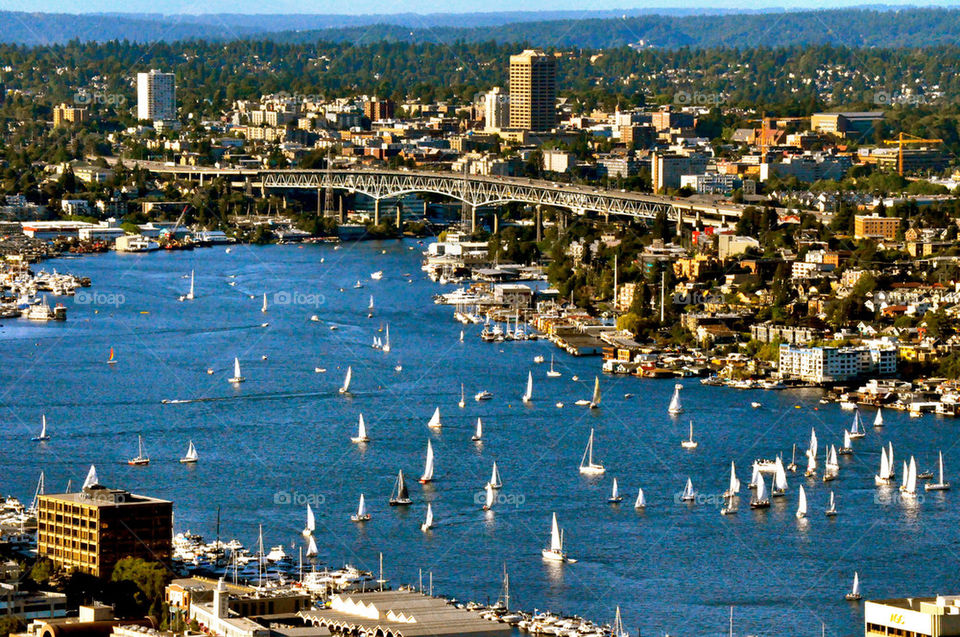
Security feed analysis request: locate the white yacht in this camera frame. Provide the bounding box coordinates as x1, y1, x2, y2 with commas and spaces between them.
578, 429, 606, 475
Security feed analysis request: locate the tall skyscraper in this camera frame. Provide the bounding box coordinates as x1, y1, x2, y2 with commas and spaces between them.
483, 87, 509, 131
508, 50, 556, 132
137, 69, 176, 121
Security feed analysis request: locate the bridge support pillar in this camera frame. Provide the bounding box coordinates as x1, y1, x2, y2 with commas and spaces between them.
470, 204, 477, 234
317, 189, 322, 215
199, 173, 204, 187
493, 212, 499, 235
374, 199, 380, 226
535, 205, 542, 243
396, 203, 402, 230
422, 201, 428, 219
339, 195, 346, 225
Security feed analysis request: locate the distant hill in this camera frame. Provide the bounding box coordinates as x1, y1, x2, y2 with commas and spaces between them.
1, 6, 959, 48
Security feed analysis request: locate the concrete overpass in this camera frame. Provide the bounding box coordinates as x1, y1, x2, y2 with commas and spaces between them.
111, 160, 745, 230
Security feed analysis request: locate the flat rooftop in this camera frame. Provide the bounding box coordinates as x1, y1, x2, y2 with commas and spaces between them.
40, 486, 171, 508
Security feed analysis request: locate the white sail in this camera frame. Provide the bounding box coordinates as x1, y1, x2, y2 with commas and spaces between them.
874, 408, 884, 427
905, 456, 918, 494
82, 464, 99, 489
755, 473, 768, 502
682, 477, 694, 500
796, 485, 807, 518
473, 417, 483, 441
809, 428, 819, 460
353, 413, 368, 442
728, 461, 740, 495
611, 478, 620, 500
306, 534, 318, 557
38, 415, 47, 439
187, 270, 195, 299
590, 376, 602, 408
851, 410, 863, 435
549, 512, 562, 551
427, 407, 442, 429
383, 324, 391, 352
490, 462, 502, 489
889, 442, 895, 474
422, 503, 434, 531
774, 456, 788, 491
843, 430, 852, 449
304, 504, 316, 535
230, 357, 243, 382
939, 450, 946, 484
421, 440, 435, 482
879, 446, 890, 479
184, 440, 198, 461
851, 572, 861, 596
668, 384, 683, 414
262, 293, 268, 312
634, 488, 646, 508
750, 463, 761, 487
806, 448, 817, 474
369, 295, 374, 310
356, 494, 367, 517
341, 366, 352, 393
484, 483, 495, 509
827, 491, 836, 514
900, 461, 909, 490
522, 371, 533, 403
579, 429, 605, 475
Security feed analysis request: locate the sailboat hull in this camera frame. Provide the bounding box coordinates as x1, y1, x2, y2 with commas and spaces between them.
578, 466, 605, 476
541, 549, 574, 563
127, 459, 149, 466
179, 458, 198, 464
924, 483, 950, 491
389, 499, 412, 506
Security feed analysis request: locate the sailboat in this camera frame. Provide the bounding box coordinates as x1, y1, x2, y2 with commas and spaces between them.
721, 493, 739, 515
605, 606, 627, 637
668, 384, 684, 416
368, 295, 374, 318
522, 371, 533, 404
419, 440, 435, 484
823, 445, 839, 482
426, 407, 442, 429
481, 483, 495, 511
186, 270, 195, 300
350, 494, 371, 522
351, 413, 369, 443
127, 435, 150, 466
681, 421, 698, 449
749, 463, 761, 489
302, 503, 316, 537
459, 329, 464, 343
608, 478, 623, 504
634, 488, 646, 509
179, 440, 199, 464
306, 534, 319, 558
383, 324, 391, 353
472, 417, 483, 442
31, 415, 50, 442
261, 293, 268, 313
825, 491, 837, 517
680, 478, 695, 502
339, 366, 352, 394
900, 456, 918, 496
723, 461, 740, 497
796, 485, 807, 519
750, 473, 770, 509
839, 430, 853, 455
228, 357, 245, 383
874, 408, 884, 427
805, 428, 818, 477
458, 384, 466, 409
845, 572, 862, 601
541, 512, 575, 563
389, 470, 412, 506
107, 347, 117, 365
849, 409, 866, 439
488, 461, 502, 489
772, 456, 788, 496
875, 444, 895, 485
578, 429, 606, 475
589, 376, 602, 409
925, 450, 950, 491
547, 354, 561, 378
421, 503, 434, 532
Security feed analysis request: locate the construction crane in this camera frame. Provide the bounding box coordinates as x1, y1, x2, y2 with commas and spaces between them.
158, 204, 190, 248
882, 132, 944, 176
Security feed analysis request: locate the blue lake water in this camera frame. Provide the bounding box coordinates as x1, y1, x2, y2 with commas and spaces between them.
0, 240, 955, 637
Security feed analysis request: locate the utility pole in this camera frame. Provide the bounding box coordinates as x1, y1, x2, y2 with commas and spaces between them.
660, 268, 666, 323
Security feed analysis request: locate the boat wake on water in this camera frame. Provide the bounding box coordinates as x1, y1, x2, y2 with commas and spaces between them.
160, 389, 353, 405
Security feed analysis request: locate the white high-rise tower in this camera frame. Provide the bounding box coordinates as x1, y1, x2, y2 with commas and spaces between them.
137, 69, 176, 121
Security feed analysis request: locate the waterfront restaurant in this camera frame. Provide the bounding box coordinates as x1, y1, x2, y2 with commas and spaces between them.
866, 595, 960, 637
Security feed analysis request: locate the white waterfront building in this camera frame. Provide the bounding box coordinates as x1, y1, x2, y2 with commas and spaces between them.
778, 343, 897, 384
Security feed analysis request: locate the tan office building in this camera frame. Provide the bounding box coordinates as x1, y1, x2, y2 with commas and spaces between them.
36, 483, 172, 577
866, 595, 960, 637
508, 50, 556, 132
854, 214, 901, 241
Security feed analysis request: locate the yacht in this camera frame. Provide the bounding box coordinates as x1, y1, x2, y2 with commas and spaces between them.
128, 435, 150, 466
179, 441, 199, 464
681, 421, 698, 449
474, 390, 493, 402
578, 429, 606, 475
389, 470, 412, 506
541, 513, 575, 563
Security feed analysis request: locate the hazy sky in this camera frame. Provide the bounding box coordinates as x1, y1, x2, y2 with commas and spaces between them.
5, 0, 960, 14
